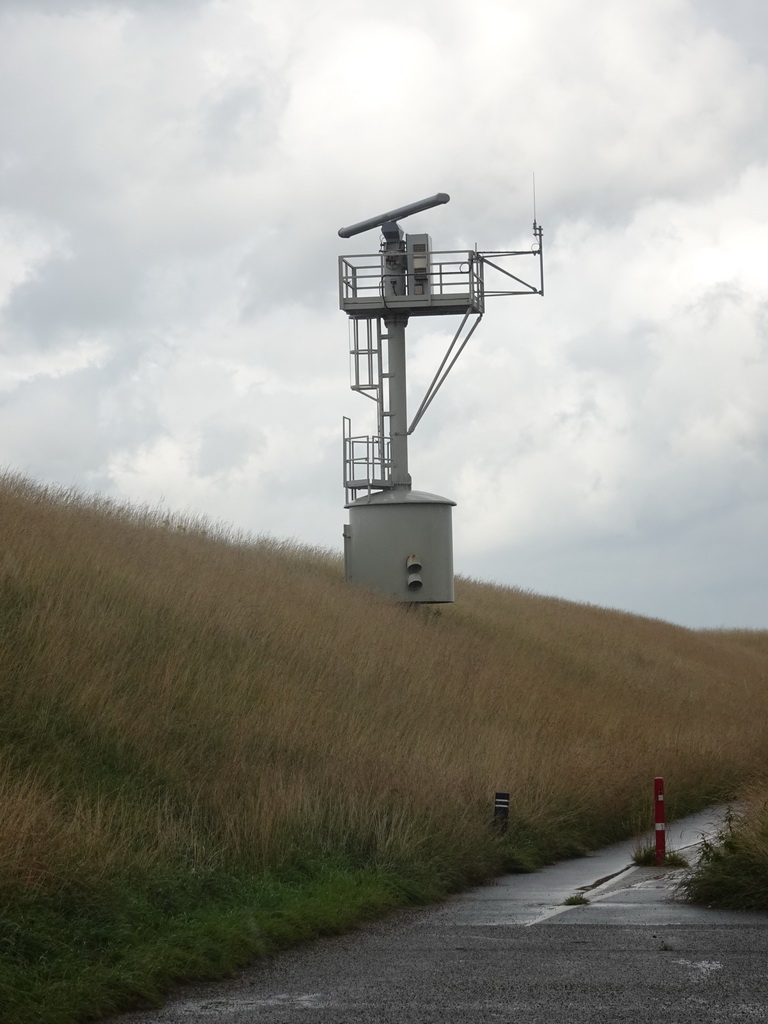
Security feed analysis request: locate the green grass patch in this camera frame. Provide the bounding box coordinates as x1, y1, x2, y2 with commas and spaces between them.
0, 861, 420, 1024
562, 893, 589, 906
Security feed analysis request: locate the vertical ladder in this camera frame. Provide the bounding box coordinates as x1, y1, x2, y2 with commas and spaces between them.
344, 317, 392, 502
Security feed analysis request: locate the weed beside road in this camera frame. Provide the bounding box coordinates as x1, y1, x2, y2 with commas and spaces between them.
681, 785, 768, 911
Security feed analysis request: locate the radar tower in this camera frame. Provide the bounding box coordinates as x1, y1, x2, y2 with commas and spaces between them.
337, 193, 543, 602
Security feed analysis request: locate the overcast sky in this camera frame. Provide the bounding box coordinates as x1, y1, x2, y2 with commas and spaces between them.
1, 0, 766, 629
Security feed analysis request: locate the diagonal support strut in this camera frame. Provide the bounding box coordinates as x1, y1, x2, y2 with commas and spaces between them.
407, 310, 484, 435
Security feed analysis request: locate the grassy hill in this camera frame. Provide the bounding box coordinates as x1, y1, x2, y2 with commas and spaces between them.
1, 470, 767, 1023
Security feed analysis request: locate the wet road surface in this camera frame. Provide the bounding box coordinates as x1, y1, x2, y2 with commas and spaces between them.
115, 808, 768, 1023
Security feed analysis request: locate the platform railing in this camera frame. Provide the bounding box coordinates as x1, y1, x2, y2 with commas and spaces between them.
343, 417, 391, 504
339, 250, 485, 315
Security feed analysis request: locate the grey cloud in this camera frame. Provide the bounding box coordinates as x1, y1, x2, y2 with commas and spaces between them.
196, 422, 257, 477
695, 0, 768, 64
1, 366, 136, 477
0, 0, 206, 12
4, 243, 142, 342
464, 498, 768, 629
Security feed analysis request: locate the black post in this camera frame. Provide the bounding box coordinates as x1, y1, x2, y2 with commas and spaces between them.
493, 792, 510, 835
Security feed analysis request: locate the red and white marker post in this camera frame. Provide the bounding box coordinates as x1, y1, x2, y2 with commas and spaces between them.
654, 776, 666, 865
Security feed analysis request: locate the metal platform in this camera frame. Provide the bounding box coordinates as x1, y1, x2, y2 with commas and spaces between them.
339, 249, 485, 318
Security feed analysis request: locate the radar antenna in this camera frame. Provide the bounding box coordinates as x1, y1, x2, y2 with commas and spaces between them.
338, 193, 450, 239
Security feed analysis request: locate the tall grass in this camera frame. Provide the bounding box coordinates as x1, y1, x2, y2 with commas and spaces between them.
1, 469, 767, 1020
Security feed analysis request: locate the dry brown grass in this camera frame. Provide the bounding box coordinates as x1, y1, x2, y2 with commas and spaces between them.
1, 470, 767, 894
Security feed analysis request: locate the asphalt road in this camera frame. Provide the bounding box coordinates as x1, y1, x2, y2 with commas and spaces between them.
114, 808, 768, 1023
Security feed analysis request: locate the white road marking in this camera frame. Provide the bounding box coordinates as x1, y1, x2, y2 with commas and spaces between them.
673, 958, 724, 980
